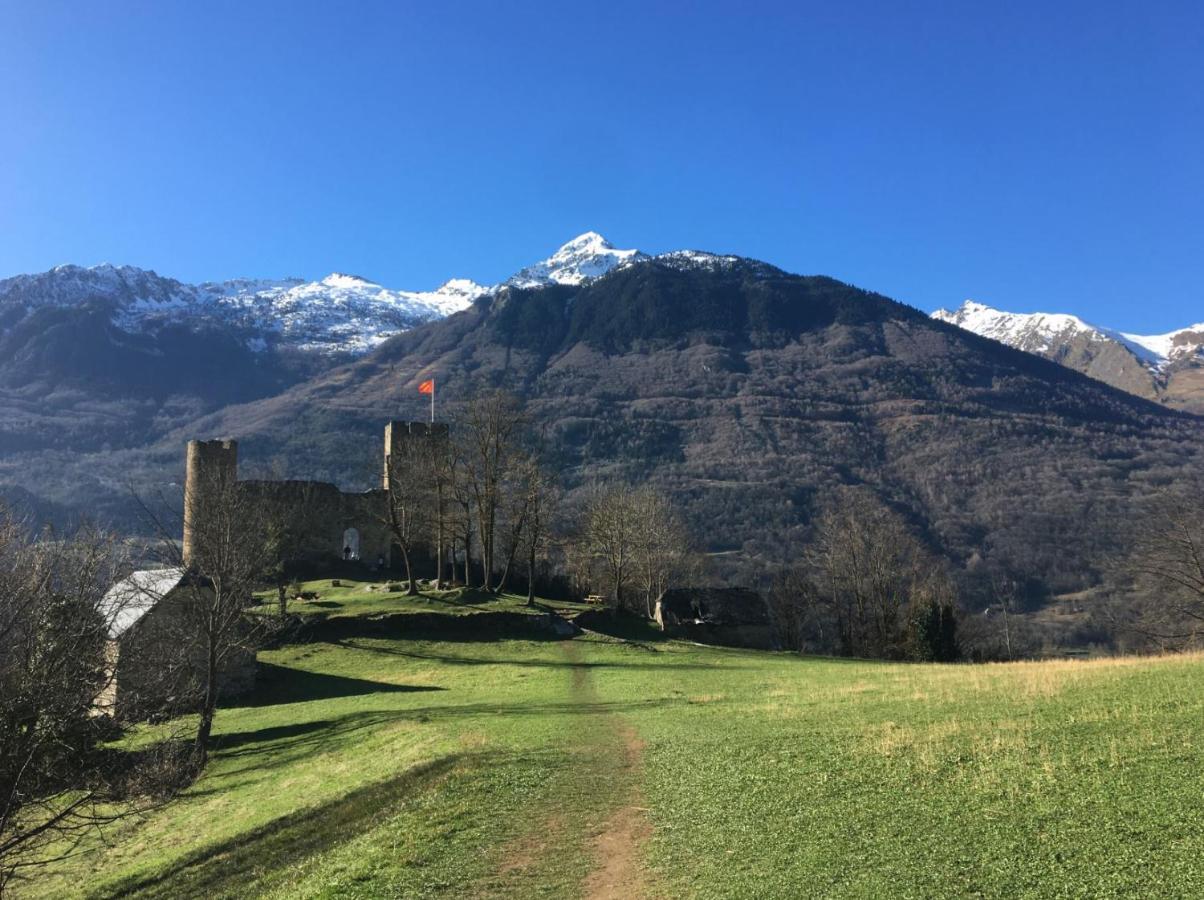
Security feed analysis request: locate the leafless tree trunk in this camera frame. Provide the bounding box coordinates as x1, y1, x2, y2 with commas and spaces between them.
519, 457, 557, 606
630, 488, 695, 619
460, 391, 529, 593
580, 485, 694, 618
382, 439, 438, 595
793, 489, 958, 660
140, 464, 283, 767
990, 572, 1019, 660
0, 512, 168, 890
581, 484, 639, 613
268, 479, 327, 615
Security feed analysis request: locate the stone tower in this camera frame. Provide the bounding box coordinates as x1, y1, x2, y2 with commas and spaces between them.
182, 439, 238, 567
383, 421, 449, 488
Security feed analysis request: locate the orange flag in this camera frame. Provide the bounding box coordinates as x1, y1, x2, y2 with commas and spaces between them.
418, 379, 434, 394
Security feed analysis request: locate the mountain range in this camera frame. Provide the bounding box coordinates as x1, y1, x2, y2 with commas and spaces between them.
2, 234, 1201, 650
0, 233, 641, 454
0, 231, 643, 359
933, 301, 1204, 412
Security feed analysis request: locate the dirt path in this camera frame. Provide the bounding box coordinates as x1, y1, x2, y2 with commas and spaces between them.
581, 721, 651, 899
485, 640, 651, 898
561, 642, 652, 899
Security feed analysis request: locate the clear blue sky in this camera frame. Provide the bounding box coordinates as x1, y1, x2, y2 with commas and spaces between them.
1, 0, 1201, 331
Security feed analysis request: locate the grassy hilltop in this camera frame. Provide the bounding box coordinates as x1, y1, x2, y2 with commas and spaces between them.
24, 581, 1204, 899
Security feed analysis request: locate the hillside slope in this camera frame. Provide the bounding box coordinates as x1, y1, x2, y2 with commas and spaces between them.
147, 254, 1204, 616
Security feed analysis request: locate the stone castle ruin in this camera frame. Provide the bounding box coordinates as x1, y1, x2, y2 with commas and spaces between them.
182, 420, 448, 571
99, 421, 447, 718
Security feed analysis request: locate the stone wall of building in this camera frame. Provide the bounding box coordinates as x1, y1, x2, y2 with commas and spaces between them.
112, 586, 256, 720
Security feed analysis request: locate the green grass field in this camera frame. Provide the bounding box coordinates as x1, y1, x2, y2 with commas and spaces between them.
20, 579, 1204, 898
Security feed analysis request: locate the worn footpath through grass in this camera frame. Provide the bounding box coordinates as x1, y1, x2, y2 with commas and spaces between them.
18, 579, 1204, 898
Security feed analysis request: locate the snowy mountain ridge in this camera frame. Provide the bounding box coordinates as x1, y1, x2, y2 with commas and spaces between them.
932, 300, 1204, 370
0, 233, 644, 356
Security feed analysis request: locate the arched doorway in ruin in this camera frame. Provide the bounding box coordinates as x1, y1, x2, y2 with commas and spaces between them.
342, 527, 360, 561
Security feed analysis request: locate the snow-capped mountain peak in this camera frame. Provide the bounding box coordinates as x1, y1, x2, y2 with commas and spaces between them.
321, 273, 377, 289
932, 299, 1204, 374
931, 299, 1163, 361
934, 299, 1102, 348
505, 232, 647, 289
0, 232, 660, 358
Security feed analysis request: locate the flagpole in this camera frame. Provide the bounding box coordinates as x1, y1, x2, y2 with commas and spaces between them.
431, 378, 435, 424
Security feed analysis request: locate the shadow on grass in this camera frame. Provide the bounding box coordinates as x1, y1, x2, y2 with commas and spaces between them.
213, 717, 380, 753
294, 610, 568, 647
230, 661, 447, 708
91, 754, 463, 900
191, 680, 684, 795
333, 639, 723, 670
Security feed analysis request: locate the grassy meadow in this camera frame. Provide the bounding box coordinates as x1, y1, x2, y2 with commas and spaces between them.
18, 580, 1204, 898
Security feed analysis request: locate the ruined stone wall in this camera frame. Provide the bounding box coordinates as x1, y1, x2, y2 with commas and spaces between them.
181, 420, 448, 575
237, 479, 392, 569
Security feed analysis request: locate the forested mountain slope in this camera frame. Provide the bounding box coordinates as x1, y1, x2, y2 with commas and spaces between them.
152, 254, 1204, 620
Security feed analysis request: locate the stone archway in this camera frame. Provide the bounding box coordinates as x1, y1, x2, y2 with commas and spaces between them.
342, 527, 360, 561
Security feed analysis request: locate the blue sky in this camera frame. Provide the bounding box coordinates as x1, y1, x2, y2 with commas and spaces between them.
1, 0, 1201, 331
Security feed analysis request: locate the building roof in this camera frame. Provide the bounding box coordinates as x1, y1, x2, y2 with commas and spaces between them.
100, 566, 187, 639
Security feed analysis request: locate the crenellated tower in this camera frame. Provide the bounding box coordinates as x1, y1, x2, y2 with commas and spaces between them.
383, 420, 449, 488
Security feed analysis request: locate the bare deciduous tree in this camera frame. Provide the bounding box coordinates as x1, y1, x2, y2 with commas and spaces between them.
580, 484, 640, 613
141, 465, 283, 766
269, 479, 328, 615
382, 437, 438, 595
518, 457, 558, 606
460, 391, 529, 593
767, 564, 825, 653
630, 489, 697, 618
579, 485, 697, 617
447, 436, 475, 588
772, 490, 959, 660
0, 513, 155, 891
1125, 491, 1204, 649
990, 571, 1020, 660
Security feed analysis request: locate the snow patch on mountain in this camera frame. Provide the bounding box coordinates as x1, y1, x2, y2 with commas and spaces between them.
1121, 324, 1204, 365
932, 300, 1169, 366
